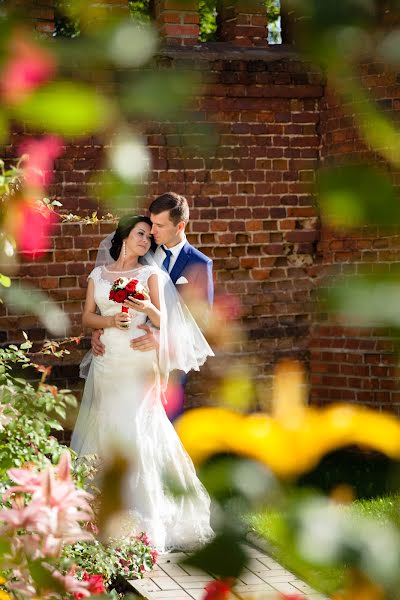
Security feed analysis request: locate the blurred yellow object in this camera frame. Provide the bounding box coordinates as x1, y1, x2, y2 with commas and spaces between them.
0, 591, 10, 600
331, 569, 385, 600
176, 360, 400, 478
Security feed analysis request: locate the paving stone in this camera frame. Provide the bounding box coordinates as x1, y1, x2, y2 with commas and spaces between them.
270, 581, 309, 593
157, 552, 188, 563
292, 580, 320, 594
181, 565, 209, 576
260, 574, 299, 583
136, 546, 322, 599
238, 569, 266, 584
158, 563, 189, 577
235, 583, 276, 592
186, 591, 205, 600
174, 576, 212, 584
256, 556, 286, 569
129, 579, 161, 594
146, 593, 193, 600
150, 576, 183, 590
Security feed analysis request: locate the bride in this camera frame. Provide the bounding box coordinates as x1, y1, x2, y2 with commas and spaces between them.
70, 214, 214, 552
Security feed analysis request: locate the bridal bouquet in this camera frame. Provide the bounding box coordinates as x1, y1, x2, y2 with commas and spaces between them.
109, 277, 149, 324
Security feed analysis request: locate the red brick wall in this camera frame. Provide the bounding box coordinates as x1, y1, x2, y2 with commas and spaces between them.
6, 5, 400, 416
310, 62, 400, 413
1, 48, 324, 409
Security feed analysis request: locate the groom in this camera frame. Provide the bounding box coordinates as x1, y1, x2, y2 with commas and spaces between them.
91, 192, 214, 419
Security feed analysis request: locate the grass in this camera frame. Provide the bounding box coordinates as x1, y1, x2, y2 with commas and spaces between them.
248, 494, 400, 596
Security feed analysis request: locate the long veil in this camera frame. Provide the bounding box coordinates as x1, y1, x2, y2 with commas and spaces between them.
79, 233, 214, 390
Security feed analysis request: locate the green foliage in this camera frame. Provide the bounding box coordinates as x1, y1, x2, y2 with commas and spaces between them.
62, 535, 156, 585
250, 494, 400, 595
13, 82, 113, 138
54, 0, 81, 38
128, 0, 152, 23
199, 0, 218, 42
249, 507, 345, 594
317, 165, 400, 228
0, 338, 77, 489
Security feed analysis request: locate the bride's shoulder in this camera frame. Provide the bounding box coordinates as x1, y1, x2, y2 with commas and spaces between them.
140, 264, 160, 279
87, 265, 102, 280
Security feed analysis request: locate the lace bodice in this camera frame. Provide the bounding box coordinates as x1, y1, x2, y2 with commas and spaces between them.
88, 264, 159, 351
89, 264, 157, 316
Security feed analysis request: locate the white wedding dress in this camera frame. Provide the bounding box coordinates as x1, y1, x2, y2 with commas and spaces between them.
70, 264, 213, 552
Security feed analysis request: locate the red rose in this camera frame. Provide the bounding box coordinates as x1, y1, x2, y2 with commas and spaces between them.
109, 289, 116, 300
133, 292, 145, 300
203, 580, 231, 600
114, 290, 127, 303
125, 279, 139, 293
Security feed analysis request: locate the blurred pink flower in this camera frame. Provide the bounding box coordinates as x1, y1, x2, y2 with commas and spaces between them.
52, 569, 91, 599
1, 452, 94, 556
213, 293, 242, 321
136, 532, 151, 545
2, 31, 56, 104
20, 136, 63, 188
0, 497, 47, 534
162, 381, 184, 420
10, 198, 59, 258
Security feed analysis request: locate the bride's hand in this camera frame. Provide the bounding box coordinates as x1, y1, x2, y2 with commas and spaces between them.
124, 296, 152, 314
113, 312, 131, 329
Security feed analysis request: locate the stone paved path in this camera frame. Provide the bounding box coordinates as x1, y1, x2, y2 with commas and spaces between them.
129, 544, 328, 600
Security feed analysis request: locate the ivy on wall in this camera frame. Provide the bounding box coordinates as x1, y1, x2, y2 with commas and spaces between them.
54, 0, 281, 44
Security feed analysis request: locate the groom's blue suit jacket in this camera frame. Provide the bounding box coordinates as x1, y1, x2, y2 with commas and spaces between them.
168, 241, 214, 308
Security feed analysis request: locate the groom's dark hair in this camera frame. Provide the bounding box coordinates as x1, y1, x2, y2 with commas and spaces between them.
149, 192, 189, 225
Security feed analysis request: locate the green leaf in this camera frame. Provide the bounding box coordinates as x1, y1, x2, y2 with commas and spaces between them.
324, 270, 400, 328
122, 70, 199, 119
48, 419, 63, 431
181, 530, 248, 579
317, 165, 400, 228
0, 273, 11, 288
54, 405, 66, 419
13, 81, 114, 137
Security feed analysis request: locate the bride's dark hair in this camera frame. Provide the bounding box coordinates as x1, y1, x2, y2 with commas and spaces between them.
110, 215, 153, 261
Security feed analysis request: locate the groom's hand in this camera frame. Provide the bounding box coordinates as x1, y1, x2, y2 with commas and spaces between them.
91, 329, 105, 356
130, 324, 159, 352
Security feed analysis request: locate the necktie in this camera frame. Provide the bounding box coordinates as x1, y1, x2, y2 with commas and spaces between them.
162, 246, 173, 273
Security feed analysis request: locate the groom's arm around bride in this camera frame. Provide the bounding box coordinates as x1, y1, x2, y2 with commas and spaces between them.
91, 192, 213, 356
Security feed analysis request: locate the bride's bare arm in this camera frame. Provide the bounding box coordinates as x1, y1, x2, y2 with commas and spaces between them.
83, 279, 128, 330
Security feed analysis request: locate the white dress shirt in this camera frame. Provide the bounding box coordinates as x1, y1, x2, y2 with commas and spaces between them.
154, 236, 187, 273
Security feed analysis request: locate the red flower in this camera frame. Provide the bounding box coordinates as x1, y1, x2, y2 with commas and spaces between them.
151, 549, 158, 564
8, 199, 58, 258
203, 580, 231, 600
137, 532, 151, 545
133, 292, 145, 300
2, 31, 56, 104
125, 279, 139, 293
85, 573, 105, 595
114, 290, 127, 303
20, 135, 63, 188
109, 289, 116, 300
74, 571, 105, 598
